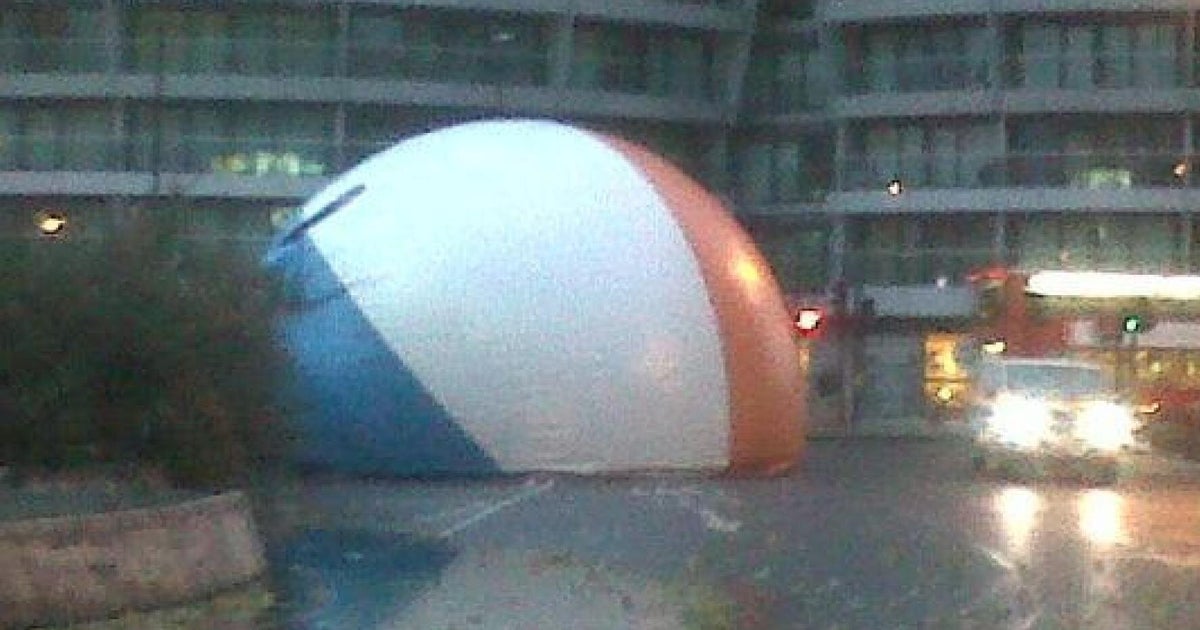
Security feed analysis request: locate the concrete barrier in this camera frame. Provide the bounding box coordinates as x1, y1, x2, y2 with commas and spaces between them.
0, 491, 265, 628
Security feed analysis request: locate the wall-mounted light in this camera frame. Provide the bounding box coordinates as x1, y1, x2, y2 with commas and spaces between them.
982, 339, 1007, 355
1174, 162, 1189, 178
886, 178, 903, 196
36, 212, 68, 237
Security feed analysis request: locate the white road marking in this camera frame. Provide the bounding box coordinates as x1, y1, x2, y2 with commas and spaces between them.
438, 478, 554, 538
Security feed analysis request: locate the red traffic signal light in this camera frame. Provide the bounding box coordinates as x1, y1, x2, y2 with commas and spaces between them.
795, 307, 823, 336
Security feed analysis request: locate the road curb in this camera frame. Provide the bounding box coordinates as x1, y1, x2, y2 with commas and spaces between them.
0, 491, 266, 628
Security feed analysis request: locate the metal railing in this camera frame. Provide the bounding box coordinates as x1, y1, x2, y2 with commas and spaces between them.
0, 37, 110, 73
1004, 50, 1185, 89
0, 135, 128, 171
346, 41, 550, 86
138, 136, 336, 176
845, 52, 990, 94
843, 250, 994, 285
127, 36, 340, 76
839, 151, 1190, 191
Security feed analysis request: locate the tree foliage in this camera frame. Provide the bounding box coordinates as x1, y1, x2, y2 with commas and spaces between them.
0, 211, 293, 487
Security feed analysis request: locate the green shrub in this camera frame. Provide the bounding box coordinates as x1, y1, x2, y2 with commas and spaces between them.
0, 210, 293, 487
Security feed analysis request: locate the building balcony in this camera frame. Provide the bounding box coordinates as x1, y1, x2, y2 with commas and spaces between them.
841, 151, 1194, 192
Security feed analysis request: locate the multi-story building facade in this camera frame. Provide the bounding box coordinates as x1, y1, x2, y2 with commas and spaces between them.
5, 1, 1200, 431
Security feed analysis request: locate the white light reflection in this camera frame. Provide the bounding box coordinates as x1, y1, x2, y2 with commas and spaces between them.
1078, 489, 1128, 548
994, 486, 1042, 559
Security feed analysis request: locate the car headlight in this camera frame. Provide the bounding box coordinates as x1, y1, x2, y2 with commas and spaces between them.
986, 395, 1052, 449
1077, 401, 1136, 452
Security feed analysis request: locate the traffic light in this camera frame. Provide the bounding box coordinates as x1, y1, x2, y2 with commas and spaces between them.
795, 307, 823, 337
1121, 313, 1144, 334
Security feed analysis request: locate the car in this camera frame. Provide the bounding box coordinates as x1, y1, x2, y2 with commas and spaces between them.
967, 357, 1139, 484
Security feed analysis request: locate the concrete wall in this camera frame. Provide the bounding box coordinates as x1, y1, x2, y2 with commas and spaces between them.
0, 491, 265, 628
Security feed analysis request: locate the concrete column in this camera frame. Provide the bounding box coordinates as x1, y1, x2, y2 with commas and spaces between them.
718, 0, 759, 122
334, 102, 347, 173
336, 2, 350, 79
1181, 212, 1193, 272
816, 14, 840, 99
985, 10, 1002, 89
103, 0, 120, 73
706, 128, 731, 196
992, 212, 1007, 264
548, 12, 576, 88
829, 214, 847, 282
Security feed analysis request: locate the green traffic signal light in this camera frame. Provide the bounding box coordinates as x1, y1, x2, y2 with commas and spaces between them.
1122, 314, 1143, 334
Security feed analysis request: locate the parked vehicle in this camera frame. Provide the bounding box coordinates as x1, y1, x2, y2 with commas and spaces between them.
968, 357, 1138, 484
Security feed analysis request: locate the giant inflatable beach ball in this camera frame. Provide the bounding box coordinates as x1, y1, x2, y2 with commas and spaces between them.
267, 119, 804, 476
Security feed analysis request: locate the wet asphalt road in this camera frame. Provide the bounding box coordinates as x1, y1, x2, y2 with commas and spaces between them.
267, 438, 1200, 629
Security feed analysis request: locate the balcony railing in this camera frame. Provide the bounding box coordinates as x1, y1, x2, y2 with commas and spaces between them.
0, 135, 128, 171
1004, 50, 1185, 89
840, 151, 1191, 191
144, 136, 336, 176
0, 37, 110, 73
346, 41, 550, 86
127, 36, 340, 76
844, 250, 994, 286
844, 52, 990, 94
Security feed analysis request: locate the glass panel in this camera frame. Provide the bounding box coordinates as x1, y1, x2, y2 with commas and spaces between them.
231, 9, 274, 75
191, 107, 225, 172
1136, 23, 1179, 88
778, 46, 808, 108
865, 31, 896, 92
571, 28, 603, 88
1063, 26, 1094, 89
898, 125, 925, 186
773, 144, 800, 201
926, 126, 955, 186
1022, 24, 1059, 88
964, 27, 991, 86
668, 32, 708, 98
865, 124, 898, 186
189, 11, 231, 73
1098, 25, 1132, 88
348, 11, 403, 78
1016, 214, 1063, 269
60, 107, 112, 170
24, 107, 58, 170
0, 107, 15, 168
737, 143, 771, 204
286, 12, 333, 76
645, 35, 673, 96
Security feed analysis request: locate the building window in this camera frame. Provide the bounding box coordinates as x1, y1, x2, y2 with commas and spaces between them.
0, 4, 107, 73
347, 8, 550, 86
844, 119, 999, 191
0, 103, 119, 171
131, 104, 333, 176
744, 220, 829, 294
735, 135, 832, 203
746, 37, 825, 112
1012, 213, 1182, 273
1006, 18, 1184, 90
127, 6, 338, 76
1006, 116, 1182, 188
571, 22, 716, 99
844, 22, 990, 94
847, 215, 994, 285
